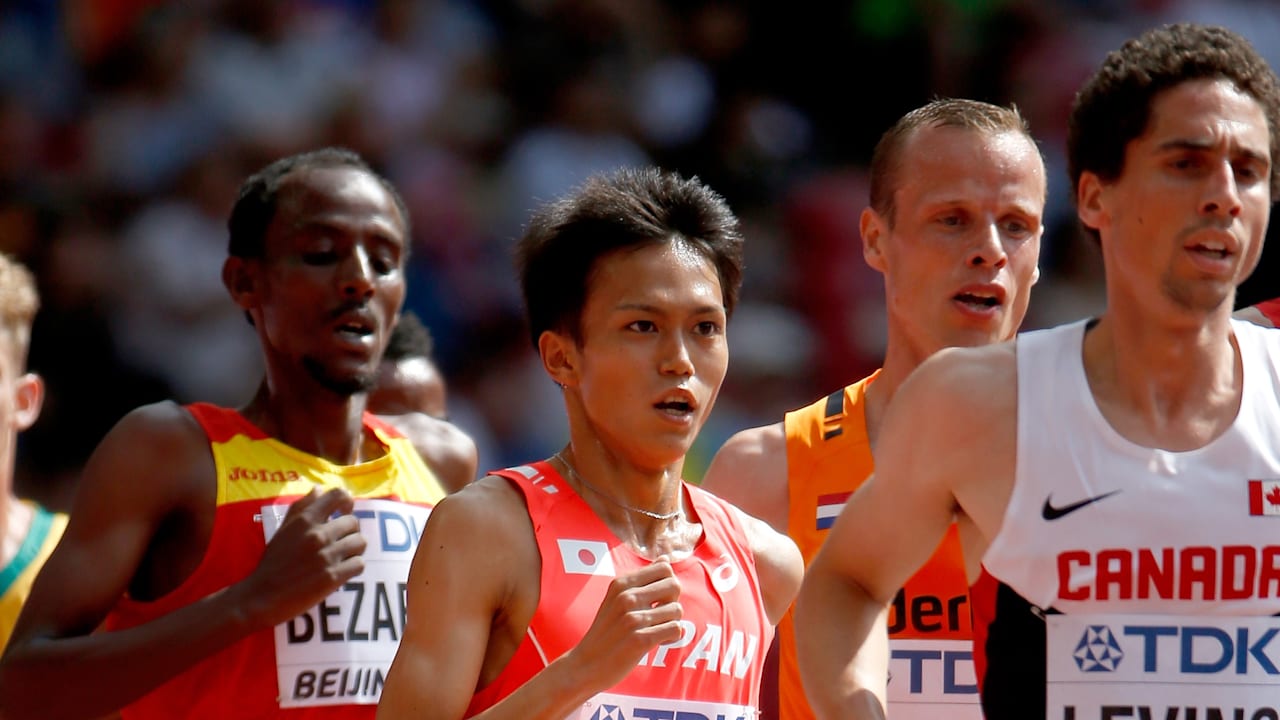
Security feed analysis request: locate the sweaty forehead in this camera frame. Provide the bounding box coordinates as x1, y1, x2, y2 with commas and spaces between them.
275, 166, 405, 231
897, 127, 1046, 206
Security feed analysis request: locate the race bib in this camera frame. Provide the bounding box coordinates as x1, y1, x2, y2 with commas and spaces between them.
1047, 613, 1280, 719
573, 691, 757, 720
887, 638, 982, 719
260, 498, 430, 708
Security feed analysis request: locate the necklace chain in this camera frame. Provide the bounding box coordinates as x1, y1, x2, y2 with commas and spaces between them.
552, 451, 683, 522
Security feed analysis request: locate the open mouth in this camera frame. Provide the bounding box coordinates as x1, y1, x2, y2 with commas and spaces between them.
1190, 240, 1230, 259
955, 291, 1001, 309
655, 399, 693, 415
336, 321, 373, 338
654, 389, 697, 417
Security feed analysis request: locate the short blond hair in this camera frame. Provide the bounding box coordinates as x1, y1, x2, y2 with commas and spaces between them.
0, 253, 38, 361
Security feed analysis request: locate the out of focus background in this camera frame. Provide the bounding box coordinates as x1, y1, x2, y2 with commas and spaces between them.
3, 0, 1277, 510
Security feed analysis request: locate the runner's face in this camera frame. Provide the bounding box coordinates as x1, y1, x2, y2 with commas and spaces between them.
870, 126, 1045, 359
252, 166, 408, 396
1084, 78, 1272, 315
568, 241, 728, 471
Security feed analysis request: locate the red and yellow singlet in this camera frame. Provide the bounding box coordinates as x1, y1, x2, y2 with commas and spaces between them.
107, 403, 445, 719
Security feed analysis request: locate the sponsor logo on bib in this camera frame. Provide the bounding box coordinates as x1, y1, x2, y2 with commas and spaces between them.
1048, 614, 1280, 719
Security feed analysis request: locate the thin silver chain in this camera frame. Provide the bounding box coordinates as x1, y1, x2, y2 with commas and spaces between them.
552, 451, 683, 522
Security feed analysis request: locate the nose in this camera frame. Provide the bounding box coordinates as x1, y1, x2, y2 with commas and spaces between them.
659, 331, 694, 378
967, 222, 1009, 269
1200, 160, 1243, 219
339, 247, 375, 300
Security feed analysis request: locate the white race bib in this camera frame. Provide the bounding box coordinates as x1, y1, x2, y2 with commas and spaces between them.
573, 691, 756, 720
887, 638, 982, 719
260, 498, 430, 708
1046, 613, 1280, 719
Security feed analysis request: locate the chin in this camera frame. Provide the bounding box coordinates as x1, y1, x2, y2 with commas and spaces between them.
303, 357, 377, 397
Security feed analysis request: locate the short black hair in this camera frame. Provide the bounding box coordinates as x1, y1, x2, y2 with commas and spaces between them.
515, 166, 744, 348
1068, 23, 1280, 239
384, 311, 435, 363
227, 147, 411, 258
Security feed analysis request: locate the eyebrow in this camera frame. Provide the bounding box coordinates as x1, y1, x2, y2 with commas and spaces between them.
1157, 138, 1270, 165
615, 302, 726, 316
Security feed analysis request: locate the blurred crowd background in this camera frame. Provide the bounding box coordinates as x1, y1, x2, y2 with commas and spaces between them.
2, 0, 1277, 512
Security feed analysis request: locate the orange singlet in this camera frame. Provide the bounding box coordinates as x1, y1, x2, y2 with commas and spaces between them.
779, 374, 978, 720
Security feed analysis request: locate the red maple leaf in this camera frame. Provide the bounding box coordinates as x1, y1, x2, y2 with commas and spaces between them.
1267, 485, 1280, 507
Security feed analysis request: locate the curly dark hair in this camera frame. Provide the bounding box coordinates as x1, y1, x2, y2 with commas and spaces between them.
515, 166, 744, 348
1068, 23, 1280, 226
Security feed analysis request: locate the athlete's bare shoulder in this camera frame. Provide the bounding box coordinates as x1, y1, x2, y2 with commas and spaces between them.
379, 412, 479, 493
701, 421, 788, 531
881, 339, 1019, 542
93, 400, 215, 486
417, 470, 541, 623
900, 340, 1019, 418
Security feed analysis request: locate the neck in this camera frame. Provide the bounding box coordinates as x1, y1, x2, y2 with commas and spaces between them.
552, 443, 690, 554
1, 491, 31, 566
865, 339, 934, 450
241, 382, 380, 465
1084, 311, 1241, 450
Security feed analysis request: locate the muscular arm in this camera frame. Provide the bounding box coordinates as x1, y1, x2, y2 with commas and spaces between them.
701, 423, 789, 532
380, 477, 687, 720
0, 403, 368, 719
795, 346, 1017, 720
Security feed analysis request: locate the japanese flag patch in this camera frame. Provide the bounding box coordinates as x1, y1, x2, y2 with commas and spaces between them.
557, 538, 616, 576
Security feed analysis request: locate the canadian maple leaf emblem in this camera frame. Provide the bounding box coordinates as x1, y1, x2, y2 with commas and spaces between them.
1268, 486, 1280, 508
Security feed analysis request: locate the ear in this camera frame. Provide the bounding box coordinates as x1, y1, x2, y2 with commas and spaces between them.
12, 372, 43, 431
222, 256, 257, 311
1076, 171, 1108, 236
860, 207, 889, 273
537, 329, 580, 388
1032, 264, 1042, 286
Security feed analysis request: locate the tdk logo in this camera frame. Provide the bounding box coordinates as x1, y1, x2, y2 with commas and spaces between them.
586, 705, 749, 720
591, 706, 625, 720
1071, 623, 1280, 676
1074, 625, 1124, 672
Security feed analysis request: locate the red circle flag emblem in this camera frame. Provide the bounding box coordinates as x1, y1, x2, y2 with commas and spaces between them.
557, 538, 616, 576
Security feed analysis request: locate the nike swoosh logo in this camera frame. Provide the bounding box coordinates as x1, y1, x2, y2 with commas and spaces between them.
1041, 490, 1122, 521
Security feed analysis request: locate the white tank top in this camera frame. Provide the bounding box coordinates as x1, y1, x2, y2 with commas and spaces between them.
974, 319, 1280, 720
985, 317, 1280, 614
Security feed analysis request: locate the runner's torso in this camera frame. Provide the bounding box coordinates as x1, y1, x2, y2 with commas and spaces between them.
976, 319, 1280, 719
107, 403, 445, 719
467, 461, 771, 719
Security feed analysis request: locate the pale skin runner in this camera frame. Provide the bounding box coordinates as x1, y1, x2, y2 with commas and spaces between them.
701, 99, 1047, 714
795, 31, 1279, 720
